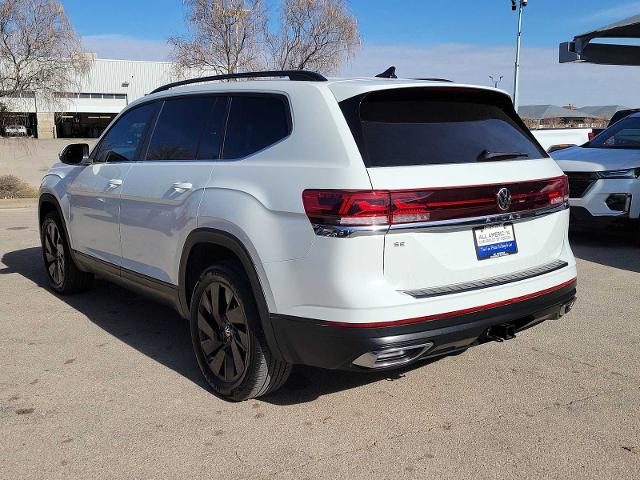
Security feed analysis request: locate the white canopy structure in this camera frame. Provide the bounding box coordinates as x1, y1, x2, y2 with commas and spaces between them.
559, 15, 640, 65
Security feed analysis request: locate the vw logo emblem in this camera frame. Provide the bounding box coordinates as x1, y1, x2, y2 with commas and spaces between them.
496, 187, 512, 211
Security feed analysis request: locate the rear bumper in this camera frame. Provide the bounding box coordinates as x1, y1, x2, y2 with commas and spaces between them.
270, 280, 577, 370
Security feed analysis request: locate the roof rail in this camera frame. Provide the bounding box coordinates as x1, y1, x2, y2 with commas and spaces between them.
150, 70, 328, 94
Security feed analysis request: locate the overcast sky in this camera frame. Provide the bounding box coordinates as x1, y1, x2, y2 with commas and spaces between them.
69, 0, 640, 107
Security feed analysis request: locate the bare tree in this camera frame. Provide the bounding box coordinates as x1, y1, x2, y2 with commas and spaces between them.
267, 0, 360, 73
169, 0, 267, 75
170, 0, 360, 76
0, 0, 88, 106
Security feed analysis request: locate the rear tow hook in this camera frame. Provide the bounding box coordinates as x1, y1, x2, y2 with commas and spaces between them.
485, 323, 517, 343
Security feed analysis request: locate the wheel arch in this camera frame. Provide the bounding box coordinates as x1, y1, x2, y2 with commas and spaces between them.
38, 193, 72, 248
179, 228, 284, 361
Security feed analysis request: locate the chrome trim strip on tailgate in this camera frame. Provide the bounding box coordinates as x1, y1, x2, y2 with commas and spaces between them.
311, 202, 569, 238
401, 259, 569, 299
387, 202, 569, 234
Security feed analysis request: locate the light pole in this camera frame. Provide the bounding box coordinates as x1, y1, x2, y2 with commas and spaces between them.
511, 0, 528, 111
489, 75, 504, 89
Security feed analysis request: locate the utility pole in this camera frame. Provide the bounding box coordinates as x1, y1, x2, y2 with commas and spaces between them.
511, 0, 528, 111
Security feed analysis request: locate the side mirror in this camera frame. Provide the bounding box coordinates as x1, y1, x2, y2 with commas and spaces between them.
59, 143, 90, 165
547, 144, 576, 154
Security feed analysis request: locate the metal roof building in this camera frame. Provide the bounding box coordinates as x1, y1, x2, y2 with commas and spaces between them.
579, 105, 630, 119
517, 104, 606, 129
518, 105, 594, 120
3, 57, 179, 138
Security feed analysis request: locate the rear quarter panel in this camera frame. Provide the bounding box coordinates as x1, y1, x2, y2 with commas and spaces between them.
196, 84, 372, 311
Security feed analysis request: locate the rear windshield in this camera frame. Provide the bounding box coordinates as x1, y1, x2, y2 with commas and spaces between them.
340, 88, 546, 167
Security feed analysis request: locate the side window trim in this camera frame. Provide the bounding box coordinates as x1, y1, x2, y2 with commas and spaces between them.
194, 93, 230, 162
139, 100, 165, 161
194, 95, 230, 161
218, 95, 232, 160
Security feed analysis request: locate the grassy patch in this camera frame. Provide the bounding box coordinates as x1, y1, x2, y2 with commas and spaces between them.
0, 175, 37, 199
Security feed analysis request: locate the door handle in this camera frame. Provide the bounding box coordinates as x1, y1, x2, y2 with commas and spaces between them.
108, 179, 123, 189
172, 182, 193, 192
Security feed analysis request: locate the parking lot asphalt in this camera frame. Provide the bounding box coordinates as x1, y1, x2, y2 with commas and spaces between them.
0, 206, 639, 479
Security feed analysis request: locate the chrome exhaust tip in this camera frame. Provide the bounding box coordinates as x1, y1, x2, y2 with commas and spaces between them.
352, 342, 434, 369
553, 298, 577, 319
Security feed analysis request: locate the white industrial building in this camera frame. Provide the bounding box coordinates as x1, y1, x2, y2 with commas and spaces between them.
3, 56, 179, 139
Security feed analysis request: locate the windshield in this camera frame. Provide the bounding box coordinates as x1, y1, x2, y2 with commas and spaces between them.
340, 88, 546, 167
589, 116, 640, 149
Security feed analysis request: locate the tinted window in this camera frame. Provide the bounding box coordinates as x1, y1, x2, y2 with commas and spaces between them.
341, 88, 545, 167
93, 103, 158, 162
223, 95, 290, 159
147, 96, 214, 161
589, 116, 640, 149
197, 97, 229, 160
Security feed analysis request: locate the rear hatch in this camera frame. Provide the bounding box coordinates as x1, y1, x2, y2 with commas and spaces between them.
340, 86, 569, 292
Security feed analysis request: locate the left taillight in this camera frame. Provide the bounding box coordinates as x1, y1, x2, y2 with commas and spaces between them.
302, 190, 390, 226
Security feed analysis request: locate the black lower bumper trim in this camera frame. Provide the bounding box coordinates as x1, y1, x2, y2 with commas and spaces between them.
570, 206, 631, 225
270, 281, 577, 370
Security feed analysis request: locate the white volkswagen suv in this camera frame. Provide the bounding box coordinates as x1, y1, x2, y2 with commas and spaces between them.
39, 70, 577, 401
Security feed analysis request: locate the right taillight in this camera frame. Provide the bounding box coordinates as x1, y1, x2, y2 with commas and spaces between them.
546, 175, 570, 205
302, 176, 568, 228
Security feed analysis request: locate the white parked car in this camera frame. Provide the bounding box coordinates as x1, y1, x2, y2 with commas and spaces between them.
39, 70, 577, 401
4, 124, 28, 136
552, 113, 640, 225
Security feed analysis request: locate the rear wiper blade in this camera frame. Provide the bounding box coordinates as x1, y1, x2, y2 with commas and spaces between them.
477, 150, 529, 161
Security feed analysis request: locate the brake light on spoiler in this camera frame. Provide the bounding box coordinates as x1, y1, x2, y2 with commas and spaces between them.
302, 176, 569, 227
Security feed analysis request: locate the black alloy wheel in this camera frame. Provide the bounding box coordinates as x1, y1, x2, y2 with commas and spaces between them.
197, 281, 250, 385
189, 264, 292, 401
40, 211, 93, 294
43, 219, 66, 288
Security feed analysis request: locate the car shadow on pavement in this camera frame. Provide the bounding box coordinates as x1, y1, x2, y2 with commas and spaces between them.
1, 246, 430, 404
569, 228, 640, 274
1, 246, 208, 389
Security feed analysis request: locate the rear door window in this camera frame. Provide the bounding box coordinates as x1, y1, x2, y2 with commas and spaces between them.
146, 96, 214, 161
340, 88, 546, 167
222, 95, 291, 159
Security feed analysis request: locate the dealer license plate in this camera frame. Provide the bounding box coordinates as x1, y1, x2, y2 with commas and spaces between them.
473, 223, 518, 260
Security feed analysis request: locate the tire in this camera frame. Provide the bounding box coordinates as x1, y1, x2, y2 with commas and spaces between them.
189, 263, 291, 401
40, 211, 94, 294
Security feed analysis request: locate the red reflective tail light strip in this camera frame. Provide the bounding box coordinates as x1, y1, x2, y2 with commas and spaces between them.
302, 176, 569, 227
